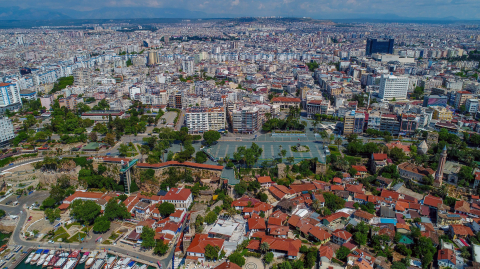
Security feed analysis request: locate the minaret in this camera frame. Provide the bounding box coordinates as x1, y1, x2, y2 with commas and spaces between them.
434, 145, 447, 187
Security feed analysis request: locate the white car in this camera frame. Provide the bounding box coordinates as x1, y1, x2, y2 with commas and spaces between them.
48, 240, 54, 244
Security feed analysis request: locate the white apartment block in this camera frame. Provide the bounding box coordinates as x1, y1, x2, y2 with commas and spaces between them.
0, 117, 15, 144
129, 86, 141, 100
466, 99, 479, 114
184, 107, 226, 133
379, 74, 409, 101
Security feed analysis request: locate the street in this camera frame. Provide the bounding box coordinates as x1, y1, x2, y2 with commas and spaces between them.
0, 191, 176, 269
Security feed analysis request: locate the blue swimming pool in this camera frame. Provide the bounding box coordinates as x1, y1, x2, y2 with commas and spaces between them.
380, 218, 397, 224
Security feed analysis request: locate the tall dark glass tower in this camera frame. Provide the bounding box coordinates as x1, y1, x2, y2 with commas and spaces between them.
366, 38, 394, 55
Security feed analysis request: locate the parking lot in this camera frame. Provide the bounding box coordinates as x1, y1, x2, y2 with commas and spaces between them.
1, 191, 49, 209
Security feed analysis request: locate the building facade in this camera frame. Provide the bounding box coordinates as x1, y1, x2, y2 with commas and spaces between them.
378, 74, 409, 101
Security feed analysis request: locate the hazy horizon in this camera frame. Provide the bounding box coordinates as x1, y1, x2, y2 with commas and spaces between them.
1, 0, 480, 21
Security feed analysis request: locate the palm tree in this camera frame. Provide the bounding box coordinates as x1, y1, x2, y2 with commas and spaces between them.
265, 113, 272, 120
140, 147, 148, 162
312, 199, 322, 212
260, 242, 270, 253
312, 120, 319, 134
334, 137, 343, 151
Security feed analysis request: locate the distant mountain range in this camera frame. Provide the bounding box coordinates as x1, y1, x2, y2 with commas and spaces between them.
0, 6, 474, 22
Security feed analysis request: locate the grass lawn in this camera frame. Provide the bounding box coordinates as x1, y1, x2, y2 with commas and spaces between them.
103, 240, 112, 245
328, 145, 339, 152
65, 222, 81, 229
53, 227, 70, 242
344, 155, 362, 165
291, 145, 310, 152
108, 233, 119, 240
0, 233, 11, 246
68, 232, 87, 242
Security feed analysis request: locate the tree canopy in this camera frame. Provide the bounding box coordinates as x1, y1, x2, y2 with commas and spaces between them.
203, 130, 221, 146
70, 199, 101, 224
158, 202, 175, 217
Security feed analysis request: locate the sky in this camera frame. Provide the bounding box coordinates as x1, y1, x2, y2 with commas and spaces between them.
5, 0, 480, 20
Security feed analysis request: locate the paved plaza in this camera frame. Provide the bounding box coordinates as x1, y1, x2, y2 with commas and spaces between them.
160, 118, 333, 166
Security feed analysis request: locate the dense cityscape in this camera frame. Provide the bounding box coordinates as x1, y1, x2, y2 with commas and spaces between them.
0, 17, 479, 269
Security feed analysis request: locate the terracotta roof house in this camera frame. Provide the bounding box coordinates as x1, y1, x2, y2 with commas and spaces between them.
332, 229, 353, 245
371, 153, 390, 173
423, 195, 443, 209
396, 223, 411, 234
160, 187, 193, 210
248, 217, 267, 233
232, 196, 261, 209
353, 210, 375, 223
215, 262, 242, 269
322, 212, 350, 227
257, 176, 274, 188
398, 162, 435, 182
449, 224, 474, 239
268, 224, 289, 238
381, 189, 400, 201
437, 249, 456, 268
308, 227, 332, 244
261, 236, 302, 259
269, 185, 296, 200
346, 184, 364, 195
351, 165, 368, 178
289, 183, 318, 193
454, 200, 471, 215
186, 234, 225, 261
319, 246, 334, 263
376, 176, 393, 188
386, 141, 411, 156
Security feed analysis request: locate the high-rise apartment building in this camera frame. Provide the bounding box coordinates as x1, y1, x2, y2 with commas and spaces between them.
0, 82, 22, 113
343, 110, 355, 135
380, 114, 400, 136
466, 99, 479, 114
0, 117, 15, 145
182, 59, 194, 75
73, 68, 92, 87
378, 74, 409, 101
148, 50, 157, 66
455, 91, 473, 109
366, 38, 394, 55
231, 106, 260, 134
185, 107, 226, 134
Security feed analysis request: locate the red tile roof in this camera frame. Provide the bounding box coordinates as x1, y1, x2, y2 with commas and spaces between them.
319, 245, 333, 260
161, 188, 191, 201
351, 165, 368, 172
257, 176, 273, 184
332, 229, 352, 240
215, 262, 242, 269
261, 236, 302, 257
63, 191, 106, 203
437, 249, 456, 265
289, 183, 317, 193
248, 217, 266, 230
381, 189, 400, 200
186, 234, 225, 254
423, 195, 443, 208
309, 227, 332, 241
272, 97, 301, 103
450, 224, 474, 236
372, 153, 388, 160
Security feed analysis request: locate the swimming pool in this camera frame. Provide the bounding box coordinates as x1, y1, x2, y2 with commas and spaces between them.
380, 218, 397, 224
